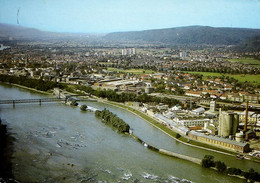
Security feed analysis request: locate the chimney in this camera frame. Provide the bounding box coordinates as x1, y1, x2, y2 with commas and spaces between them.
244, 101, 249, 132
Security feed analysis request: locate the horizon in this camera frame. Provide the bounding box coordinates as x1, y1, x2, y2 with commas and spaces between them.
1, 23, 260, 35
0, 0, 260, 34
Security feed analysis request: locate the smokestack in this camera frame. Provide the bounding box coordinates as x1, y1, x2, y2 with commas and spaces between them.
244, 101, 249, 132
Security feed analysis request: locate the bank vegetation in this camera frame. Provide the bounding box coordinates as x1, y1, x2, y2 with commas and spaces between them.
95, 109, 130, 133
202, 155, 260, 182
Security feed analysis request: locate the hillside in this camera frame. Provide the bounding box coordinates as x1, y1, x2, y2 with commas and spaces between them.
234, 35, 260, 53
0, 23, 60, 40
104, 26, 260, 45
0, 23, 92, 41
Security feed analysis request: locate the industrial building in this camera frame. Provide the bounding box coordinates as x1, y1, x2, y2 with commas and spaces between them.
188, 131, 250, 153
218, 110, 239, 137
174, 118, 211, 127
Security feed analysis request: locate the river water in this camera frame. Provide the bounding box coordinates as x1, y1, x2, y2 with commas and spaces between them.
0, 83, 259, 183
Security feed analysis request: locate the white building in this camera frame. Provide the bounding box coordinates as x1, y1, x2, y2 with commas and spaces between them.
122, 48, 136, 56
191, 107, 205, 115
174, 118, 210, 127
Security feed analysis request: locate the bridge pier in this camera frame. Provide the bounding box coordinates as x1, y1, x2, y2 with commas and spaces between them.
13, 100, 15, 108
39, 99, 41, 106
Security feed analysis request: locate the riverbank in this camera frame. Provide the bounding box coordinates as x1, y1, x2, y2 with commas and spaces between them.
1, 83, 259, 182
100, 99, 238, 156
12, 84, 51, 95
130, 133, 202, 165
0, 82, 52, 96
0, 118, 18, 182
96, 101, 260, 182
0, 83, 257, 158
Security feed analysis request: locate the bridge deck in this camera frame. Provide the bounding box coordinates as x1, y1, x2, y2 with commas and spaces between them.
0, 98, 65, 104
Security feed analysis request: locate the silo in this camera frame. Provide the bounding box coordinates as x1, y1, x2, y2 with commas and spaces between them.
235, 132, 244, 142
232, 113, 239, 135
218, 111, 236, 137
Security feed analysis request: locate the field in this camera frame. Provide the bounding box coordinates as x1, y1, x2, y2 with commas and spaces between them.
107, 67, 155, 74
228, 57, 260, 67
185, 71, 260, 85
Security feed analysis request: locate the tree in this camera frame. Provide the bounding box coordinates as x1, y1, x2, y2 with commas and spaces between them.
80, 104, 88, 111
70, 100, 78, 106
215, 161, 226, 173
176, 133, 181, 138
202, 155, 215, 168
95, 109, 130, 133
227, 168, 242, 175
248, 168, 260, 182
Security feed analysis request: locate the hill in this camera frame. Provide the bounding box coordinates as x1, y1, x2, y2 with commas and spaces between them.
0, 23, 92, 41
0, 23, 60, 40
234, 35, 260, 53
103, 26, 260, 45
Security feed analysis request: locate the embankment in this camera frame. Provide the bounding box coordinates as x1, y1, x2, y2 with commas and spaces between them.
159, 149, 201, 165
102, 100, 236, 156
130, 133, 201, 165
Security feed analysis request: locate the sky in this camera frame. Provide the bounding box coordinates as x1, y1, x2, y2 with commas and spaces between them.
0, 0, 260, 33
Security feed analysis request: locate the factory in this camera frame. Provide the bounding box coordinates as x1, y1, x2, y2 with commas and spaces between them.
188, 131, 250, 153
218, 110, 239, 137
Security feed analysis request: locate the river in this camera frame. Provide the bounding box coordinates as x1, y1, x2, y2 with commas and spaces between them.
0, 83, 258, 183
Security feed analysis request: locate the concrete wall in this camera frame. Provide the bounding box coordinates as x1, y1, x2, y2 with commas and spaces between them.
159, 149, 201, 164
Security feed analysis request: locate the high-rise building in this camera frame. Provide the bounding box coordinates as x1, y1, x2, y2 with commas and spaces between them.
122, 48, 136, 56
180, 51, 186, 59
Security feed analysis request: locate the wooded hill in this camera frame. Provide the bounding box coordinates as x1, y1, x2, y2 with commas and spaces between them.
104, 26, 260, 45
234, 35, 260, 53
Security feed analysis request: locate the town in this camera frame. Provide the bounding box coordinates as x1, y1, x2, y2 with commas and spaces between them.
0, 38, 259, 159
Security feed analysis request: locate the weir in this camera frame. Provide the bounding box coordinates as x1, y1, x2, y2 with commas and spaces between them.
130, 133, 201, 165
159, 149, 201, 165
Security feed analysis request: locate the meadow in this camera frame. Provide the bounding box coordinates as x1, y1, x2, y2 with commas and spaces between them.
228, 57, 260, 67
185, 71, 260, 85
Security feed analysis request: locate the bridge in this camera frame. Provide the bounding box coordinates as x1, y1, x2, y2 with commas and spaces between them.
0, 98, 67, 107
0, 95, 97, 107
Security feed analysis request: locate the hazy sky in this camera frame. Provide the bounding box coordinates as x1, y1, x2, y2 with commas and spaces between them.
0, 0, 260, 33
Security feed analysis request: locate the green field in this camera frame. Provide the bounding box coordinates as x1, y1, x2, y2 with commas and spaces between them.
107, 67, 155, 74
228, 57, 260, 67
185, 71, 260, 85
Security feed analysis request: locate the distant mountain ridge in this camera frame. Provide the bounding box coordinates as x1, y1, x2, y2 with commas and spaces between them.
1, 23, 260, 48
0, 23, 91, 40
104, 26, 260, 45
0, 23, 60, 40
